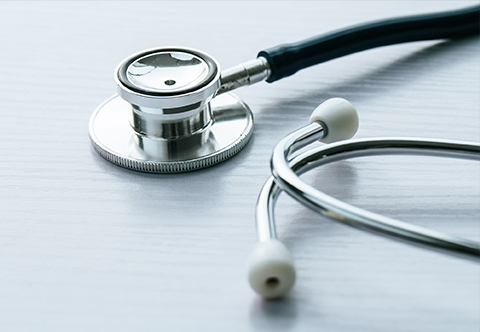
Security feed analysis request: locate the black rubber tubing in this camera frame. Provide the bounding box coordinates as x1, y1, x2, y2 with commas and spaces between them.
258, 5, 480, 83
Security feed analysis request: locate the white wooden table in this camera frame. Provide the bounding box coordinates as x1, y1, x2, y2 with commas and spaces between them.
0, 1, 478, 331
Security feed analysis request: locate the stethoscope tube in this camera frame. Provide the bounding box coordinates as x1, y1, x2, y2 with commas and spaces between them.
259, 4, 480, 82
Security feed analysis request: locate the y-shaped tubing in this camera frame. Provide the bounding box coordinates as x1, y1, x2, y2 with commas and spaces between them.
271, 137, 480, 260
250, 136, 480, 299
248, 99, 480, 299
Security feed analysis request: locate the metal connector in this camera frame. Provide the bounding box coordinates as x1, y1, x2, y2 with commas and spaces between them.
218, 57, 271, 95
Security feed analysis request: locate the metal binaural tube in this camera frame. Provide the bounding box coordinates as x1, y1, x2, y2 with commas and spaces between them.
255, 177, 280, 242
269, 135, 480, 261
255, 122, 325, 242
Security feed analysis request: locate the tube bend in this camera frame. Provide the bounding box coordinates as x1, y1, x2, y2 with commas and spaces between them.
270, 136, 480, 261
249, 137, 480, 298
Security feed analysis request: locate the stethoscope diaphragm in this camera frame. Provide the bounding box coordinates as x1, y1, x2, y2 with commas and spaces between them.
89, 47, 254, 173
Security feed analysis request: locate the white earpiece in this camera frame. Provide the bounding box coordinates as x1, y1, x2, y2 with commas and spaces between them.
309, 98, 359, 143
247, 240, 296, 299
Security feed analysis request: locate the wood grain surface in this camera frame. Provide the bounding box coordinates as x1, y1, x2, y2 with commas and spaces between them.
0, 1, 478, 331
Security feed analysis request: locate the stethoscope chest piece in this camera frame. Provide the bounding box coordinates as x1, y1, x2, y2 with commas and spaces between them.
89, 47, 253, 173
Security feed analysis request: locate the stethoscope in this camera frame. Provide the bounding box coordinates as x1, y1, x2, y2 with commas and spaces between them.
89, 5, 480, 298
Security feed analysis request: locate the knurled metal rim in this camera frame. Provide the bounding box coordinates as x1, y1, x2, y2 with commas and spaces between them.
89, 123, 253, 173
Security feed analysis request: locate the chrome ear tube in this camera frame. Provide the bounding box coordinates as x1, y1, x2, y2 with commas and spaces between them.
247, 98, 360, 299
89, 47, 270, 173
247, 99, 480, 300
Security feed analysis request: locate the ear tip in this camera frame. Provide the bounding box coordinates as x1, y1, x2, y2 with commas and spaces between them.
247, 240, 296, 299
309, 98, 359, 143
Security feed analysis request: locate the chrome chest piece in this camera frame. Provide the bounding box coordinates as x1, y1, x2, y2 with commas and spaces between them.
89, 47, 260, 173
